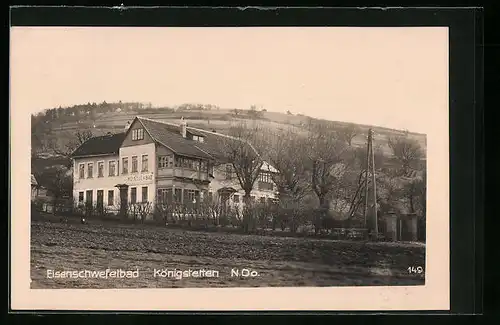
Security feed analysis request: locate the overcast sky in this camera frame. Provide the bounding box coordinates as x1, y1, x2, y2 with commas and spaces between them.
10, 27, 448, 134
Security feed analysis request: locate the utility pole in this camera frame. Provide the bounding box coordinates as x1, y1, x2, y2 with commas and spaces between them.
363, 128, 378, 239
363, 131, 370, 229
370, 129, 378, 239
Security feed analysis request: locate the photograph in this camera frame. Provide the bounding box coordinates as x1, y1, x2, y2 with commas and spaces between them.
11, 24, 450, 310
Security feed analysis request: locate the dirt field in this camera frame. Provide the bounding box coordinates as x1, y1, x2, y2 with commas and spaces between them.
30, 219, 425, 289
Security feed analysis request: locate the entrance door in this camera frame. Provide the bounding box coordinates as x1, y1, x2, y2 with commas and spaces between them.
85, 190, 93, 216
97, 190, 104, 215
118, 185, 129, 218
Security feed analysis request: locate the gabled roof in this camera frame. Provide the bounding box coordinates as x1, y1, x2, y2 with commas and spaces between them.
135, 117, 277, 171
137, 117, 215, 160
71, 133, 126, 158
137, 116, 255, 161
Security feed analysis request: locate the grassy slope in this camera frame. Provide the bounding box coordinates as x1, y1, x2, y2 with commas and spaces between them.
38, 108, 427, 158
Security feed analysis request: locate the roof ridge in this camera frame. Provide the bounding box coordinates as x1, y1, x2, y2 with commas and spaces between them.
135, 116, 262, 160
136, 117, 178, 154
136, 115, 241, 141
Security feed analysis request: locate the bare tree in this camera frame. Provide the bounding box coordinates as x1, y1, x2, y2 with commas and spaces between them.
306, 123, 349, 209
388, 135, 424, 175
400, 169, 426, 217
216, 122, 265, 203
337, 124, 360, 146
304, 123, 350, 234
46, 129, 93, 165
215, 122, 266, 232
262, 127, 311, 233
264, 127, 310, 204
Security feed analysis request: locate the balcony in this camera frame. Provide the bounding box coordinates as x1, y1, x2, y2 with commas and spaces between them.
258, 181, 273, 191
157, 167, 209, 181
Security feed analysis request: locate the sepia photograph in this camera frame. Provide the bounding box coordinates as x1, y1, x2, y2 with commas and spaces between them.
11, 24, 450, 310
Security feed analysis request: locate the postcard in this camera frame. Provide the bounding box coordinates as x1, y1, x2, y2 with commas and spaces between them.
11, 26, 449, 311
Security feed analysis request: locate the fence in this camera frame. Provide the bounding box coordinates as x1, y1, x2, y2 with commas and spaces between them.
30, 198, 425, 242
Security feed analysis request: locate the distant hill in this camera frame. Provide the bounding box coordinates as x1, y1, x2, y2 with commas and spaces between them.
31, 101, 427, 159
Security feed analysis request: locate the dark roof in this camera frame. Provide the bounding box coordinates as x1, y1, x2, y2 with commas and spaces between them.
138, 117, 234, 160
71, 133, 126, 158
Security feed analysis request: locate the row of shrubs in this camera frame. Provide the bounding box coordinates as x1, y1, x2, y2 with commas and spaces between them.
32, 198, 374, 237
31, 197, 426, 241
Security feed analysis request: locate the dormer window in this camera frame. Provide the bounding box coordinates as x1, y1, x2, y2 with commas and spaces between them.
192, 135, 205, 143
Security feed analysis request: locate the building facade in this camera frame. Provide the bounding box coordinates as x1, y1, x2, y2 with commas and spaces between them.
71, 116, 278, 219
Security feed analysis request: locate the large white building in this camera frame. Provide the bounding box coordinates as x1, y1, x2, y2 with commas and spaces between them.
71, 116, 278, 218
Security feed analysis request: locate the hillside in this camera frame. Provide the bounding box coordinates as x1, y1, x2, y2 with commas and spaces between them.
31, 102, 427, 159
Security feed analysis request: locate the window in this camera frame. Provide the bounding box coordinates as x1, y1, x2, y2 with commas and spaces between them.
141, 155, 149, 172
86, 190, 93, 205
87, 163, 93, 178
259, 182, 273, 191
258, 171, 274, 191
200, 161, 208, 172
108, 190, 114, 206
122, 157, 128, 174
208, 164, 214, 175
208, 191, 213, 202
225, 164, 232, 180
108, 160, 116, 177
97, 190, 104, 209
158, 156, 168, 169
142, 186, 148, 202
131, 128, 144, 141
192, 135, 205, 143
79, 164, 85, 179
157, 188, 172, 204
97, 161, 104, 177
130, 187, 137, 204
186, 190, 199, 204
233, 194, 240, 203
175, 156, 181, 168
259, 172, 272, 183
78, 192, 84, 203
174, 188, 182, 203
168, 156, 174, 167
131, 156, 138, 173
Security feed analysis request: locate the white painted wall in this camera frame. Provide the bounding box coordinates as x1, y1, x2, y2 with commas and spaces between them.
72, 154, 122, 209
208, 162, 279, 206
119, 143, 156, 204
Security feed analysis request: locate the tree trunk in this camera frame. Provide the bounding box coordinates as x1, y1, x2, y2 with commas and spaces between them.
242, 192, 252, 233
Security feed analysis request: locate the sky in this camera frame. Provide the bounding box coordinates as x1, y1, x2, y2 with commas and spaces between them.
10, 27, 448, 134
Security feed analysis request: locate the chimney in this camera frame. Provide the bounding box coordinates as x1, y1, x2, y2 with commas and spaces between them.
180, 117, 187, 138
124, 121, 131, 132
